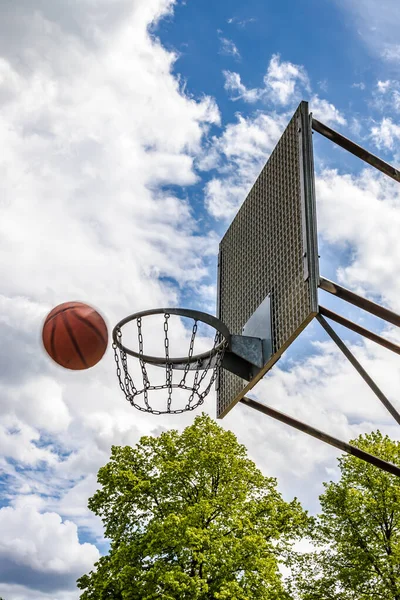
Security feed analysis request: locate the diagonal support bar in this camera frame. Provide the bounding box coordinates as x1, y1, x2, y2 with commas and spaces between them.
319, 306, 400, 356
312, 118, 400, 184
317, 314, 400, 426
319, 277, 400, 328
240, 397, 400, 478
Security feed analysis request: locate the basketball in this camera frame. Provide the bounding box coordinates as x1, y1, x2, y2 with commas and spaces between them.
42, 302, 108, 370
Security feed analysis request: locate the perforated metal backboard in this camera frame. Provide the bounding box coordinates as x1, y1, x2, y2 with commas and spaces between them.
217, 101, 319, 418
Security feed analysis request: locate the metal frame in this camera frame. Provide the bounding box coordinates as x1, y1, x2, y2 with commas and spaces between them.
311, 120, 400, 433
299, 108, 320, 293
220, 109, 400, 477
238, 286, 400, 476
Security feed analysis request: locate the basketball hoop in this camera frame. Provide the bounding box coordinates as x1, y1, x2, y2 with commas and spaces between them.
112, 308, 230, 414
109, 101, 400, 478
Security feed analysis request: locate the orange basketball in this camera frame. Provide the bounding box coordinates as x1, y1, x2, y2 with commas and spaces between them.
42, 302, 108, 370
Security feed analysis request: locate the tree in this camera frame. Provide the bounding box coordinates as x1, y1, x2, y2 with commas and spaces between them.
288, 430, 400, 600
78, 413, 308, 599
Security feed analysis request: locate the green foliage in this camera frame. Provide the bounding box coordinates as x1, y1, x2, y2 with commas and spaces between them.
78, 413, 308, 599
288, 430, 400, 600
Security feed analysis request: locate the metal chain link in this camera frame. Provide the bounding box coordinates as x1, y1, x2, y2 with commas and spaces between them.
163, 314, 173, 412
137, 316, 151, 410
179, 320, 198, 387
164, 313, 170, 359
113, 315, 227, 414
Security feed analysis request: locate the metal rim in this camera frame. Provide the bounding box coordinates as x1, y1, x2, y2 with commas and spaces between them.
112, 307, 230, 365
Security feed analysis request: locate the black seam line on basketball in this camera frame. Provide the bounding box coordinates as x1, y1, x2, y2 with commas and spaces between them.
71, 310, 107, 345
46, 304, 83, 323
61, 312, 88, 368
50, 318, 58, 363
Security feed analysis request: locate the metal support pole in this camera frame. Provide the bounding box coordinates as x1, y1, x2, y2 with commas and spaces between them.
312, 118, 400, 184
317, 314, 400, 426
319, 306, 400, 356
319, 277, 400, 328
240, 397, 400, 477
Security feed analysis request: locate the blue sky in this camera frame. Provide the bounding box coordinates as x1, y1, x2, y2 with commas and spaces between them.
1, 0, 400, 598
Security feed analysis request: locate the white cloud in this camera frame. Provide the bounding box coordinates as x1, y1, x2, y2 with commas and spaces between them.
310, 95, 347, 126
223, 54, 309, 106
0, 0, 220, 334
0, 505, 99, 575
6, 377, 71, 434
0, 417, 60, 467
393, 91, 400, 112
44, 475, 105, 542
316, 168, 400, 310
377, 79, 392, 93
204, 112, 287, 217
263, 53, 309, 105
352, 82, 365, 90
371, 81, 400, 115
333, 0, 400, 63
0, 584, 77, 600
219, 35, 241, 59
0, 4, 220, 306
382, 44, 400, 61
350, 117, 362, 137
223, 71, 261, 102
318, 79, 329, 93
205, 177, 247, 219
215, 112, 285, 159
204, 90, 346, 220
0, 0, 224, 594
227, 16, 256, 27
371, 117, 400, 150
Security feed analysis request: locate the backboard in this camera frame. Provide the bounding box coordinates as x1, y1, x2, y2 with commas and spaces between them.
217, 101, 319, 419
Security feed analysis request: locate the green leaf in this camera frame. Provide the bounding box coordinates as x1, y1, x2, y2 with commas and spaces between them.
78, 413, 308, 599
289, 430, 400, 600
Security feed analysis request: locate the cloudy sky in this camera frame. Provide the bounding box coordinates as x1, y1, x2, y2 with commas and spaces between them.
1, 0, 400, 597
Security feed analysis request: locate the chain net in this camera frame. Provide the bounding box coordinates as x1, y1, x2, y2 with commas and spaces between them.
112, 313, 227, 414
